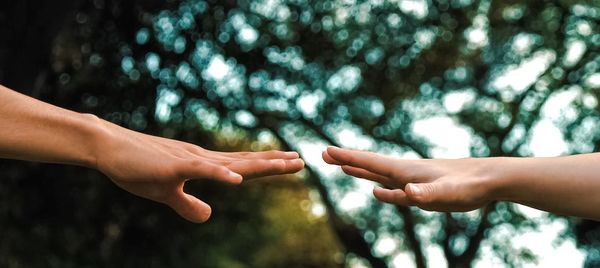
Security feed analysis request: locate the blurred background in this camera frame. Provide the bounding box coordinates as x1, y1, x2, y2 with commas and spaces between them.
1, 0, 600, 267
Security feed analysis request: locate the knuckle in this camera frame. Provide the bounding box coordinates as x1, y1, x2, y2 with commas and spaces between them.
260, 159, 284, 173
422, 184, 436, 201
274, 160, 287, 172
414, 184, 436, 205
191, 159, 204, 166
214, 166, 231, 177
186, 144, 203, 154
181, 160, 202, 175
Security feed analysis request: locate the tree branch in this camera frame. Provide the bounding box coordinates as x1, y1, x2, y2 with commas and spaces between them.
262, 120, 388, 268
456, 202, 495, 265
442, 212, 459, 263
295, 116, 428, 268
397, 206, 427, 268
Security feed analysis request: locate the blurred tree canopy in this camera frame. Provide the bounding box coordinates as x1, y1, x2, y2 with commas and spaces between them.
2, 0, 600, 267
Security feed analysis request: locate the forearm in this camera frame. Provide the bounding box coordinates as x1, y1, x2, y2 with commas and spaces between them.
491, 155, 600, 220
0, 85, 102, 167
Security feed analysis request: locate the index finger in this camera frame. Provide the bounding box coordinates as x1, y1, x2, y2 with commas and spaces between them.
221, 150, 300, 160
227, 158, 305, 179
326, 146, 402, 178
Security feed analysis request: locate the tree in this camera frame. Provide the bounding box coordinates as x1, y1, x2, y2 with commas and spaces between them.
0, 1, 343, 267
1, 0, 600, 267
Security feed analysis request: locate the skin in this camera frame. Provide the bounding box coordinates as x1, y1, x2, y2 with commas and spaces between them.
0, 85, 304, 223
323, 146, 600, 221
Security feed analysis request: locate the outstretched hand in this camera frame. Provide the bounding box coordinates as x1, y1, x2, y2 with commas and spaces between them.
95, 121, 304, 223
323, 146, 494, 212
0, 85, 304, 223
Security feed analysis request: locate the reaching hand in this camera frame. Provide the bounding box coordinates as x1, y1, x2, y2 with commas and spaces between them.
95, 120, 304, 223
323, 146, 493, 212
0, 85, 305, 223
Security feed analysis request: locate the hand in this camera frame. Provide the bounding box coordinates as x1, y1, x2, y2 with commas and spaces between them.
323, 146, 495, 212
94, 120, 304, 223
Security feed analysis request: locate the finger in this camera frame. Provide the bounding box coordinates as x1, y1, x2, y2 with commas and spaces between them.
166, 191, 212, 223
231, 158, 304, 179
322, 151, 342, 165
405, 183, 438, 205
326, 146, 399, 177
178, 160, 243, 184
341, 165, 391, 186
222, 150, 300, 160
373, 187, 414, 206
228, 158, 304, 179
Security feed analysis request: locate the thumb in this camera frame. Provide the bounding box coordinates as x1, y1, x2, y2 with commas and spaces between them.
405, 183, 438, 205
167, 191, 212, 223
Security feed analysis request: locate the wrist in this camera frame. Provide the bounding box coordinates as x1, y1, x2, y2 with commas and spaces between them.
481, 157, 523, 203
79, 113, 112, 169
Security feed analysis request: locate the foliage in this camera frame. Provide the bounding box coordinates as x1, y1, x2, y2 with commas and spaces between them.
2, 0, 600, 267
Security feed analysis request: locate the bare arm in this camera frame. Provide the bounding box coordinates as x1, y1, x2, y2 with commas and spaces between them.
323, 146, 600, 220
0, 85, 304, 222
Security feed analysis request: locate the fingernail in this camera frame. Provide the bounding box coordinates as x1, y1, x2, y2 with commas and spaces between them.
409, 184, 421, 196
229, 171, 243, 181
285, 152, 299, 157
